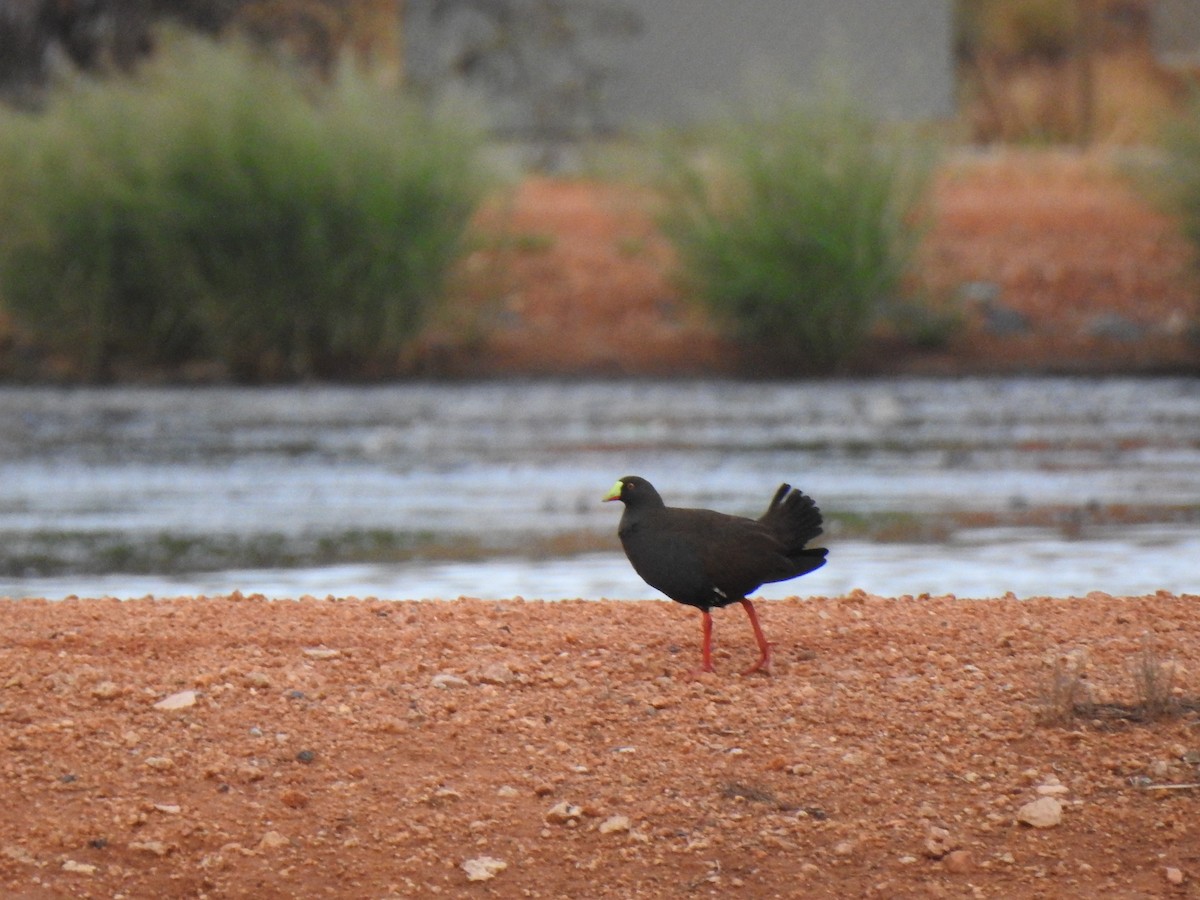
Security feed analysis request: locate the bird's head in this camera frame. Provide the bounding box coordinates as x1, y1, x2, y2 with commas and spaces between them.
603, 475, 663, 507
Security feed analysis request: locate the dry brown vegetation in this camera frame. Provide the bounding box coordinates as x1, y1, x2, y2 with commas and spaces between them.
956, 0, 1195, 145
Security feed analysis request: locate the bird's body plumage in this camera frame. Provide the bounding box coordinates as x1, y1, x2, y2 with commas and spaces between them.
604, 476, 828, 675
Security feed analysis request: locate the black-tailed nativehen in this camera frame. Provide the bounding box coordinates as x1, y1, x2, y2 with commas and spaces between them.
604, 476, 828, 675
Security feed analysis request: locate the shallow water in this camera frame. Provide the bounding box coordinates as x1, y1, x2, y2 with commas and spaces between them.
1, 377, 1197, 599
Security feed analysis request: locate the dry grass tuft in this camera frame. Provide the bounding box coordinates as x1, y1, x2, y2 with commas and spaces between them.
1038, 639, 1197, 727
1128, 638, 1181, 721
1036, 653, 1094, 725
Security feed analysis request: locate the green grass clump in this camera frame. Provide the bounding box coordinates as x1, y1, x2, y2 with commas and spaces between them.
1162, 93, 1200, 260
0, 34, 487, 379
658, 96, 933, 372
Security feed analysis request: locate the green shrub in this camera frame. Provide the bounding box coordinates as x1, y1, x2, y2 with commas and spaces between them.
1162, 92, 1200, 257
658, 96, 933, 372
0, 34, 487, 379
0, 79, 205, 374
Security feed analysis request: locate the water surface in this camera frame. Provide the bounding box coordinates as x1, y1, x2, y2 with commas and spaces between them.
1, 378, 1197, 599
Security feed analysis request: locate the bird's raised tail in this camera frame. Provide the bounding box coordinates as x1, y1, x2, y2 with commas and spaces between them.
760, 483, 825, 556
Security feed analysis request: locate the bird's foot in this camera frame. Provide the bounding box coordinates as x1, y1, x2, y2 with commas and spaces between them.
740, 648, 773, 677
685, 664, 718, 681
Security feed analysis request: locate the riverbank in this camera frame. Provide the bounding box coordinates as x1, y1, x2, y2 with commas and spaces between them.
424, 148, 1200, 378
2, 149, 1197, 382
2, 593, 1198, 897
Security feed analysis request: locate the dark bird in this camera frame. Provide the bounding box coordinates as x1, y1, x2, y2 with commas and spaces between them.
603, 476, 828, 675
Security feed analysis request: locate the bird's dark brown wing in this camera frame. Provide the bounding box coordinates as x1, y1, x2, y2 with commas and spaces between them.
620, 506, 786, 606
672, 509, 798, 600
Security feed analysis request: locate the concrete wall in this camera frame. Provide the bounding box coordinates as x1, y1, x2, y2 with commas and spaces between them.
405, 0, 954, 141
1152, 0, 1200, 66
603, 0, 954, 126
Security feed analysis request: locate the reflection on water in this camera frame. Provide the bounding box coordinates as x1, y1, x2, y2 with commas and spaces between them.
1, 377, 1197, 599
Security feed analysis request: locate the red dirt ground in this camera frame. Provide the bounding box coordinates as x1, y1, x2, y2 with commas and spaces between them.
2, 593, 1198, 898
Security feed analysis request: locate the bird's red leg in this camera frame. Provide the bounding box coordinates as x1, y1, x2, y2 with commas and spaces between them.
739, 598, 773, 676
689, 610, 716, 676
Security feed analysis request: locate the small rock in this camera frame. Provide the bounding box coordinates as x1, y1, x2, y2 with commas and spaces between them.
832, 840, 856, 857
152, 804, 181, 815
153, 690, 196, 711
957, 280, 1001, 306
477, 663, 514, 685
958, 282, 1031, 336
244, 671, 272, 688
302, 647, 341, 659
295, 750, 316, 764
280, 790, 309, 809
91, 681, 122, 700
496, 785, 520, 798
924, 825, 955, 859
1036, 783, 1069, 796
62, 859, 97, 875
945, 849, 973, 873
545, 801, 583, 825
1036, 774, 1068, 795
3, 845, 36, 865
462, 855, 507, 882
144, 757, 174, 771
431, 673, 470, 690
258, 831, 290, 850
129, 841, 170, 857
1166, 867, 1185, 886
1016, 796, 1063, 828
1085, 313, 1144, 342
599, 815, 631, 835
982, 304, 1031, 335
